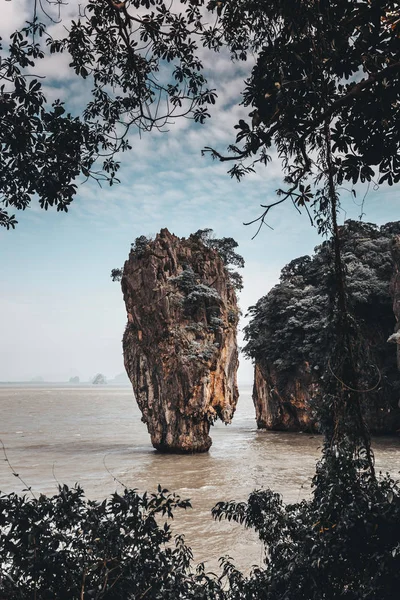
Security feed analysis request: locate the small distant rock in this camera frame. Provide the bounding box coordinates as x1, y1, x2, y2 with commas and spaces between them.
92, 374, 107, 385
111, 372, 130, 384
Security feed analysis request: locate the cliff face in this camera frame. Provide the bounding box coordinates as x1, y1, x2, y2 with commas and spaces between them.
245, 220, 400, 434
253, 362, 318, 432
253, 321, 399, 434
121, 229, 239, 452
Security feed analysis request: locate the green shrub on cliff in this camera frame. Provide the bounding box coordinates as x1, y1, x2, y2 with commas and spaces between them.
190, 230, 245, 292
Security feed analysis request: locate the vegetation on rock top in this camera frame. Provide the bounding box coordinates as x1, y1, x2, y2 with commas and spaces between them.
244, 219, 399, 373
244, 219, 400, 432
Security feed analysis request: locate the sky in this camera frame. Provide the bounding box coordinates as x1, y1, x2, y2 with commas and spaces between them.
0, 0, 399, 383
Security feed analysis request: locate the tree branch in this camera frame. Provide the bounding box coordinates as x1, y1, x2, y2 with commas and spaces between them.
302, 61, 400, 140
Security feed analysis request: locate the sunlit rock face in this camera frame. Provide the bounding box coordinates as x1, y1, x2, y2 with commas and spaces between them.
246, 220, 400, 434
121, 229, 239, 452
253, 362, 318, 432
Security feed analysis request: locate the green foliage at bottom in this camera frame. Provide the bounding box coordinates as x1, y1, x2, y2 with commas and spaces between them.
0, 485, 223, 600
214, 442, 400, 600
1, 454, 400, 599
1, 445, 400, 600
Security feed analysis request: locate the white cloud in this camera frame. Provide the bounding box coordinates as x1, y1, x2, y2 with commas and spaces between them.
0, 0, 29, 37
1, 0, 399, 387
33, 52, 75, 82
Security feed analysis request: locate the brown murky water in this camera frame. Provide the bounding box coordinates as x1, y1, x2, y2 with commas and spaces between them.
0, 384, 399, 572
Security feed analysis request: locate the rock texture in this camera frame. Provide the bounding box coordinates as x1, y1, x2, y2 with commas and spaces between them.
245, 220, 400, 434
253, 362, 318, 432
121, 229, 239, 452
253, 320, 399, 434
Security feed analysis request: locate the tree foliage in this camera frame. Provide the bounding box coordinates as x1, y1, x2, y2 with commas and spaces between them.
191, 229, 245, 291
0, 1, 218, 229
213, 444, 400, 600
2, 1, 399, 231
244, 219, 400, 432
2, 459, 400, 599
244, 220, 398, 372
0, 484, 224, 600
205, 0, 400, 234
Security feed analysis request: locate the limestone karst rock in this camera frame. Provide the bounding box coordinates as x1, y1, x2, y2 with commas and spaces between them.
92, 374, 107, 385
121, 229, 240, 452
252, 362, 318, 431
245, 220, 400, 434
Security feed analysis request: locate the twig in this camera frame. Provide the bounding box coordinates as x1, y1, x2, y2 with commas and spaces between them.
0, 439, 36, 498
327, 358, 382, 394
102, 454, 129, 489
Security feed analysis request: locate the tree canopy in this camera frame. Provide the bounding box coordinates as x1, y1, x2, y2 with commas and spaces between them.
2, 1, 399, 230
205, 0, 400, 234
244, 220, 399, 373
0, 0, 218, 229
244, 219, 400, 431
0, 482, 224, 599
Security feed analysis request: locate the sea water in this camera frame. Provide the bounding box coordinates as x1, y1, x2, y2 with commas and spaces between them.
0, 384, 399, 571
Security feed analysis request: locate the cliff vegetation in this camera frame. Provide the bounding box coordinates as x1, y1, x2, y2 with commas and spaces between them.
244, 220, 400, 433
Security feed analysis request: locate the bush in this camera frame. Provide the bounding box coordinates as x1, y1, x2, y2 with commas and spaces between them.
0, 484, 223, 600
190, 229, 244, 291
243, 220, 400, 425
214, 443, 400, 600
2, 457, 399, 599
244, 220, 396, 373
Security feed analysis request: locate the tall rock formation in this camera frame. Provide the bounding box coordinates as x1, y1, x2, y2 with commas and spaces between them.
121, 229, 240, 452
245, 220, 400, 434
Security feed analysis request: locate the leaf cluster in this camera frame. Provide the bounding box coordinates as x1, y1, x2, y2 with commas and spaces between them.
170, 265, 223, 327
1, 1, 220, 228
0, 483, 223, 599
213, 441, 400, 600
111, 236, 151, 282
205, 0, 400, 234
0, 23, 100, 229
190, 229, 245, 291
244, 220, 397, 377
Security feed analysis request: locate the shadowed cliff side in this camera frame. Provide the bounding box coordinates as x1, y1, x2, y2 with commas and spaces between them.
121, 229, 240, 452
245, 220, 400, 434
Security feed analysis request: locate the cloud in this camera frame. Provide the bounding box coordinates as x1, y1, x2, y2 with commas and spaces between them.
2, 0, 398, 385
33, 52, 75, 82
0, 0, 29, 38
